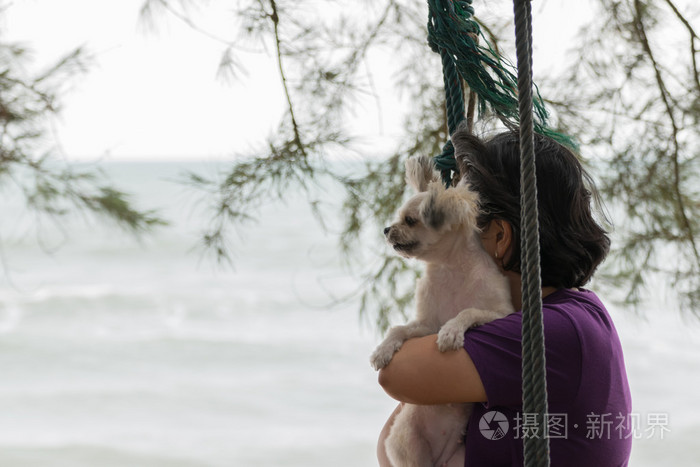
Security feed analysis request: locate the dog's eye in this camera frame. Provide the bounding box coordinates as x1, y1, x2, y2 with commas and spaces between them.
405, 216, 418, 227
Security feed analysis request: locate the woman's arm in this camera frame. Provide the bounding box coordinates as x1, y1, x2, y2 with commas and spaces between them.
377, 334, 487, 405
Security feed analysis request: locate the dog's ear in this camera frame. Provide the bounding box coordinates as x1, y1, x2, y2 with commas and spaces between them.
420, 182, 480, 230
419, 181, 447, 229
405, 155, 440, 192
451, 183, 480, 228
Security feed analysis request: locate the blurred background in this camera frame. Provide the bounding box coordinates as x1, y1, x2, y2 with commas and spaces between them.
1, 0, 699, 465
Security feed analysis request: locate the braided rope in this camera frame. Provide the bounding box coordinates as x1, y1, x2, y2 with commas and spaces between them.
426, 0, 577, 174
426, 0, 570, 187
426, 0, 551, 130
433, 48, 464, 185
426, 1, 552, 463
442, 49, 466, 135
513, 0, 550, 465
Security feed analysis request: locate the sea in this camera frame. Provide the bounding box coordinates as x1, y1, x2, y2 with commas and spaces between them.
0, 161, 698, 466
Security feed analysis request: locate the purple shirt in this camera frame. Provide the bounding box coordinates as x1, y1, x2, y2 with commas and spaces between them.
463, 288, 632, 466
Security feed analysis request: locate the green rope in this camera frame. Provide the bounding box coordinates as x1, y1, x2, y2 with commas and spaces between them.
427, 0, 549, 130
427, 1, 552, 465
427, 0, 576, 186
433, 47, 463, 185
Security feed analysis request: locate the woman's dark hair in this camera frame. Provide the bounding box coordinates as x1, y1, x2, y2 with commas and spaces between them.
452, 126, 610, 288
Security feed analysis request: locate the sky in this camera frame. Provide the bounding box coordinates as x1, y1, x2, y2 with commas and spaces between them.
3, 0, 595, 162
4, 0, 286, 161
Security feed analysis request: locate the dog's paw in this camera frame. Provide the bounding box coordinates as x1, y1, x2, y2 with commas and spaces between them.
436, 320, 467, 352
370, 340, 404, 370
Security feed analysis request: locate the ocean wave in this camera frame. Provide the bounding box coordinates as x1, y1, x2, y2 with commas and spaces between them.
0, 445, 210, 467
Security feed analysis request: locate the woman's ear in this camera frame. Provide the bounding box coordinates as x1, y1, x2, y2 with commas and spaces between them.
493, 219, 513, 262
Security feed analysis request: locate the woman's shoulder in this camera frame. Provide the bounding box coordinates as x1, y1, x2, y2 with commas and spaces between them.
543, 288, 617, 335
475, 288, 606, 328
541, 288, 623, 369
543, 287, 606, 312
469, 288, 611, 348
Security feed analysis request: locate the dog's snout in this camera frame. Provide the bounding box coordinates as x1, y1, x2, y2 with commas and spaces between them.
383, 227, 391, 236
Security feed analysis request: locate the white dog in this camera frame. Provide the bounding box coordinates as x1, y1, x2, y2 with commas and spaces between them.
370, 155, 514, 467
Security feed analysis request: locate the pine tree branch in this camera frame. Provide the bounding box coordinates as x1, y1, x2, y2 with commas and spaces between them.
632, 0, 700, 266
662, 0, 700, 95
138, 0, 254, 79
344, 0, 396, 75
142, 0, 231, 46
267, 0, 307, 159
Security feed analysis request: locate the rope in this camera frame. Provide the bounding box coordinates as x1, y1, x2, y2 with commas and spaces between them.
432, 47, 464, 185
427, 0, 577, 187
513, 0, 550, 465
426, 0, 563, 186
426, 0, 551, 129
427, 0, 552, 464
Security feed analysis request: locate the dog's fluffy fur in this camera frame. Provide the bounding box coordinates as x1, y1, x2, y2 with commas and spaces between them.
370, 155, 514, 467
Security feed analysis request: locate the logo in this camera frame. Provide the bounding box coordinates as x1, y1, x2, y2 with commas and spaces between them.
479, 410, 509, 440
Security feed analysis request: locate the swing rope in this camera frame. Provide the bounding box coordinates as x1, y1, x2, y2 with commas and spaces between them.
513, 0, 550, 464
427, 0, 575, 185
427, 0, 551, 464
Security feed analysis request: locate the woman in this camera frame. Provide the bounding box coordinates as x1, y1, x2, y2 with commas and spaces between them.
377, 127, 632, 466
